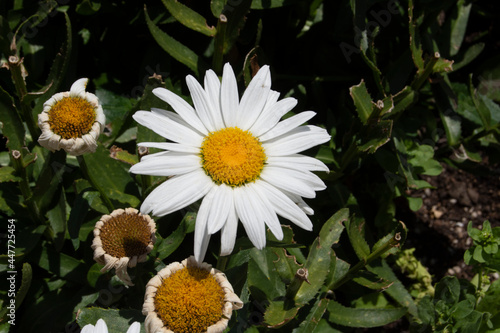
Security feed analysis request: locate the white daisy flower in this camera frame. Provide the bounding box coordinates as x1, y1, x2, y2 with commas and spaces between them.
38, 78, 105, 156
130, 63, 330, 262
81, 318, 140, 333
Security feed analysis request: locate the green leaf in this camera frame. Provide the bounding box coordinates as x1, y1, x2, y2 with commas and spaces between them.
408, 0, 424, 71
75, 0, 101, 15
453, 43, 485, 71
110, 147, 138, 165
81, 143, 140, 208
439, 109, 462, 147
447, 0, 471, 57
352, 270, 393, 290
350, 80, 373, 125
293, 296, 330, 333
0, 86, 25, 150
95, 88, 135, 146
434, 276, 460, 305
15, 263, 32, 310
477, 279, 500, 317
77, 307, 146, 332
264, 300, 299, 328
345, 216, 370, 261
272, 248, 303, 284
210, 0, 225, 17
162, 0, 216, 36
248, 248, 286, 302
0, 167, 22, 182
357, 120, 393, 154
144, 6, 202, 75
34, 247, 87, 284
327, 300, 407, 328
295, 209, 347, 305
392, 86, 418, 116
46, 190, 68, 252
368, 259, 418, 317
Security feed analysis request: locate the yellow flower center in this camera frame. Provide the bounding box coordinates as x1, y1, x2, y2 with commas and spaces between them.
48, 96, 96, 139
99, 212, 152, 258
154, 267, 225, 333
201, 127, 266, 186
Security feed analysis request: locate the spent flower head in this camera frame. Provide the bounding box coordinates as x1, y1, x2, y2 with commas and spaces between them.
143, 256, 243, 333
92, 207, 156, 286
38, 78, 105, 156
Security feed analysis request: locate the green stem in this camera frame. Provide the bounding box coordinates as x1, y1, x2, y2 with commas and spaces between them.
77, 155, 115, 212
329, 233, 401, 291
12, 150, 42, 224
284, 268, 309, 309
216, 254, 228, 271
212, 14, 228, 75
8, 55, 40, 140
411, 52, 440, 91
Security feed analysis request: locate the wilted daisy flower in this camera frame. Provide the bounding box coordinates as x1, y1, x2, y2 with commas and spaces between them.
130, 63, 330, 262
38, 78, 105, 155
92, 207, 156, 286
143, 256, 243, 333
81, 318, 140, 333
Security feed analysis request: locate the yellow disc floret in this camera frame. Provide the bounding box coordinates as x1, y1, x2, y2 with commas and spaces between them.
99, 213, 152, 258
154, 267, 225, 333
48, 97, 96, 139
201, 127, 266, 186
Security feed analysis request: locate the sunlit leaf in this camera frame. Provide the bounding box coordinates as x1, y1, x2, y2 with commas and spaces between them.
327, 300, 407, 328
162, 0, 216, 36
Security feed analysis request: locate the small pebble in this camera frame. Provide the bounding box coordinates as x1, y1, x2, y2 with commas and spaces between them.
450, 198, 457, 204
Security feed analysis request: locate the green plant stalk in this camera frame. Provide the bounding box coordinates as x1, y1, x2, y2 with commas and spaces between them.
212, 14, 228, 75
8, 55, 40, 140
284, 268, 309, 308
216, 254, 228, 271
77, 155, 115, 212
339, 141, 359, 173
329, 233, 401, 291
411, 52, 440, 91
12, 150, 42, 224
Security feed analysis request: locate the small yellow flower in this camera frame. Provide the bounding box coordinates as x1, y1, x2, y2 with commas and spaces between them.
38, 78, 105, 155
143, 256, 243, 333
92, 208, 156, 286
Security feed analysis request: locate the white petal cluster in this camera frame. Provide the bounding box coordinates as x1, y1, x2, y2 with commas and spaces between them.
81, 318, 140, 333
130, 63, 330, 262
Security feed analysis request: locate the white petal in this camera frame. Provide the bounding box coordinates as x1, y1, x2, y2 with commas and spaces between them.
126, 322, 141, 333
282, 189, 314, 215
130, 152, 201, 177
153, 87, 208, 135
267, 154, 329, 173
186, 75, 217, 132
220, 63, 239, 127
237, 65, 272, 130
220, 205, 238, 256
69, 78, 88, 97
95, 319, 108, 333
256, 180, 313, 230
194, 187, 215, 263
137, 142, 200, 154
248, 183, 283, 241
207, 184, 233, 234
250, 95, 295, 137
204, 69, 225, 129
141, 169, 214, 216
259, 111, 316, 142
263, 125, 330, 156
259, 167, 317, 198
133, 111, 203, 147
234, 186, 266, 249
